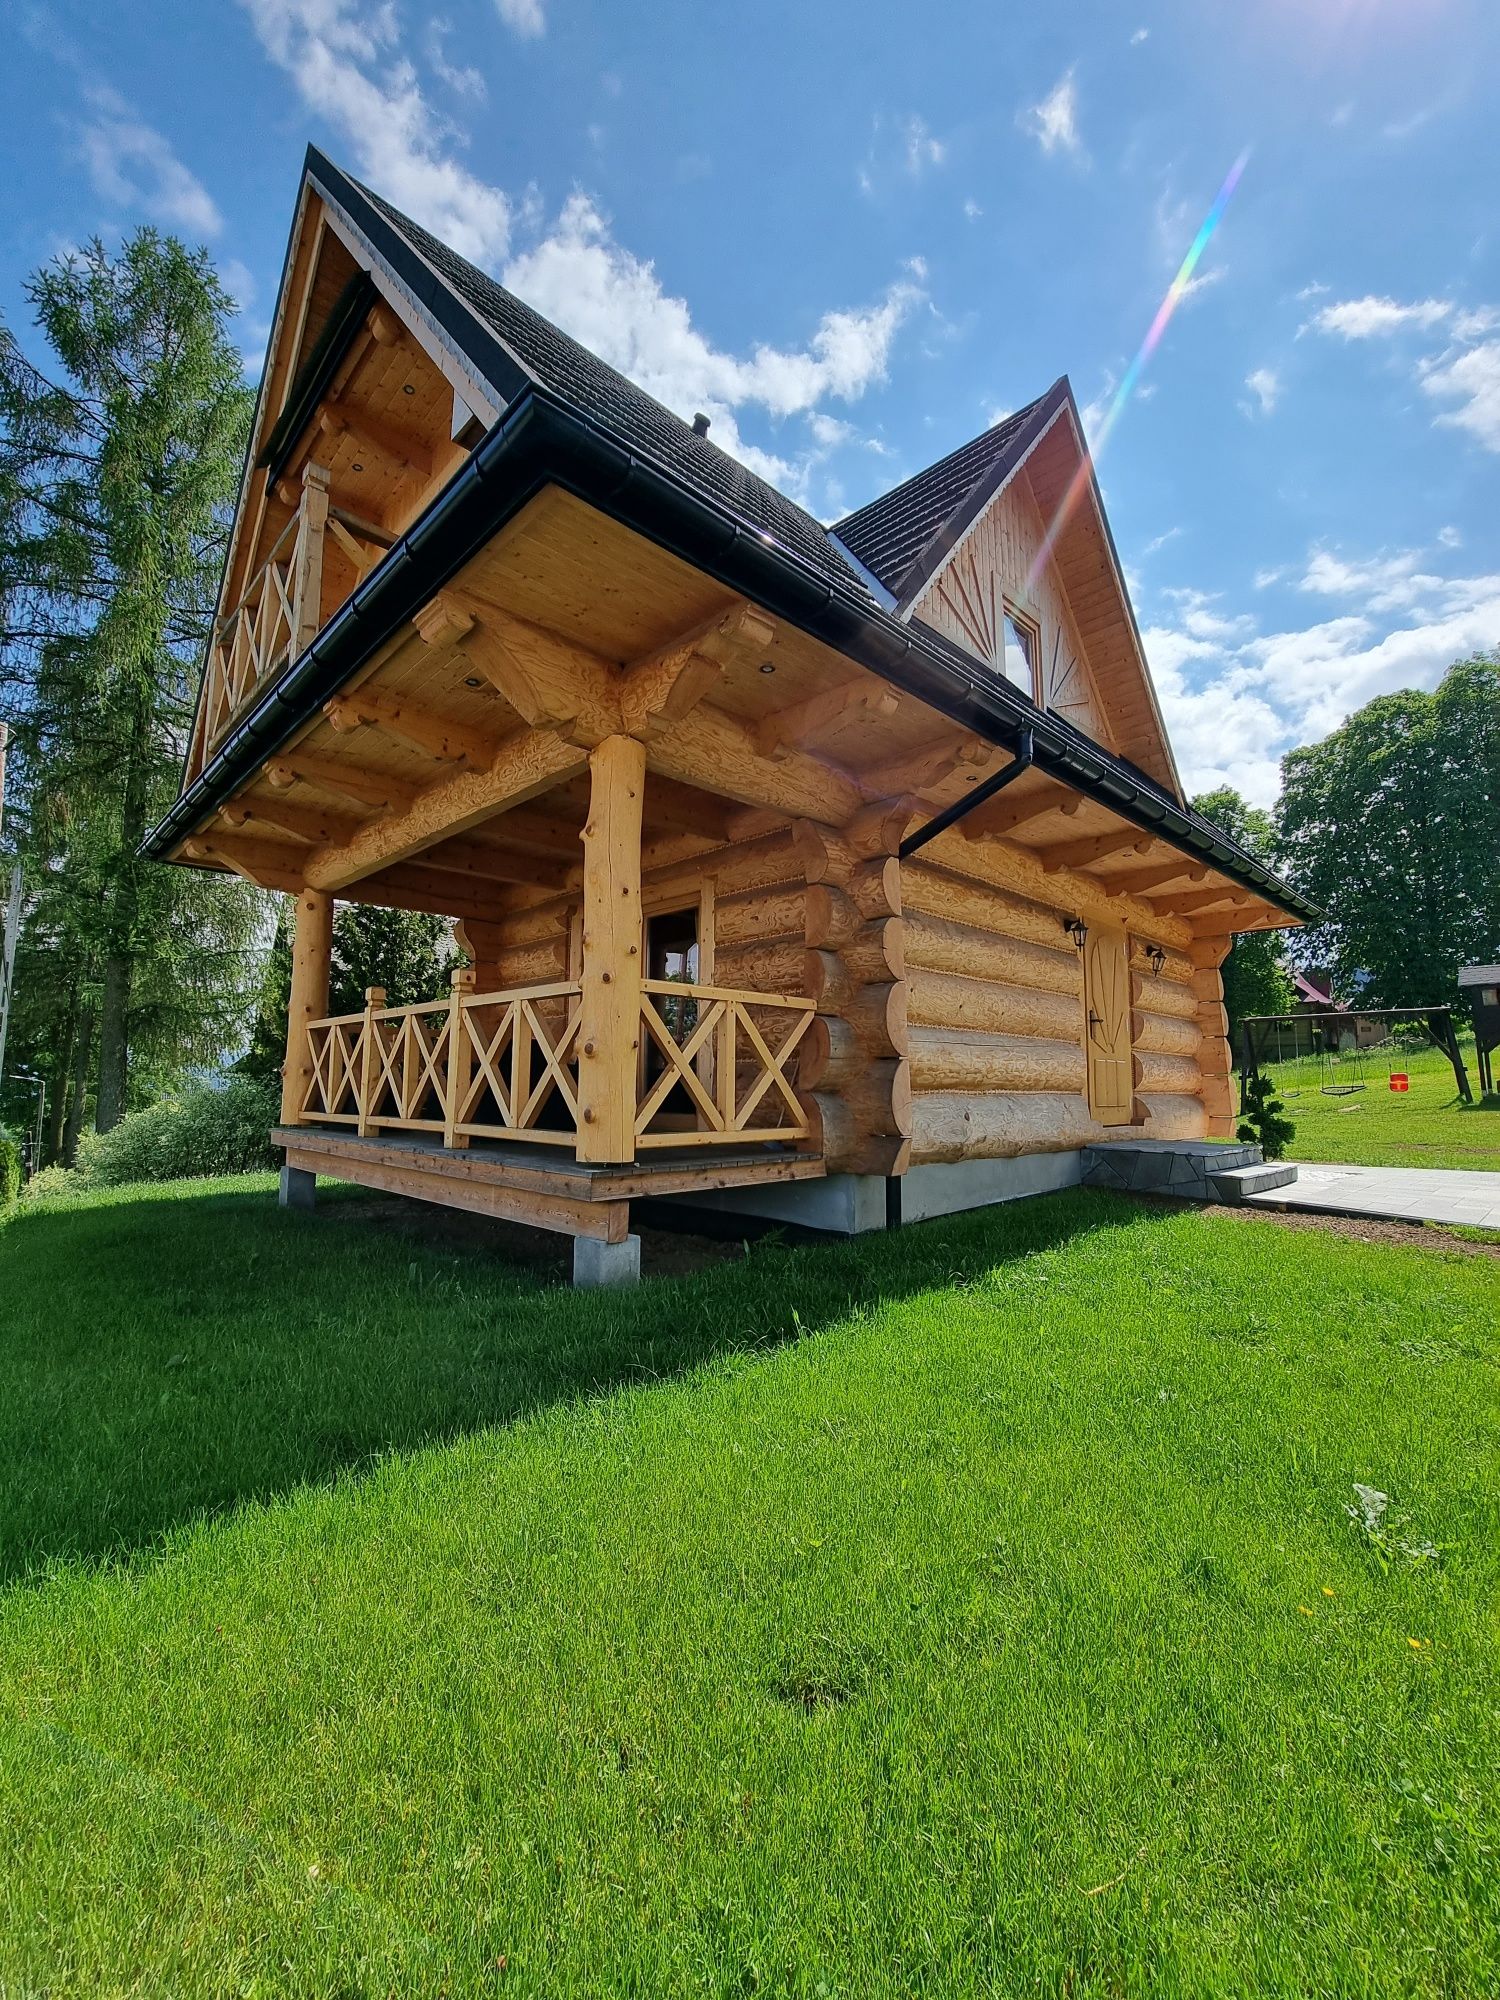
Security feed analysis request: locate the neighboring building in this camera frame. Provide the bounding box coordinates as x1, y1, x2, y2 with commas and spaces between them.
144, 149, 1310, 1282
1288, 968, 1384, 1052
1458, 965, 1500, 1094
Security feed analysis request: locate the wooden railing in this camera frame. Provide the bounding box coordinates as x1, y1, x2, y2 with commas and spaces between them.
636, 979, 814, 1148
193, 466, 329, 777
300, 978, 583, 1147
293, 975, 815, 1156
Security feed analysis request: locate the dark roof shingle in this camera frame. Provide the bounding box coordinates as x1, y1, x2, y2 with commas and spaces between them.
832, 394, 1055, 598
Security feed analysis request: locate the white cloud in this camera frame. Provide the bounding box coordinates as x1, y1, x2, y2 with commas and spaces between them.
1438, 524, 1463, 549
1243, 366, 1280, 417
1021, 70, 1085, 161
807, 413, 856, 448
495, 0, 543, 35
426, 17, 486, 101
963, 196, 982, 221
1142, 525, 1182, 557
77, 85, 221, 236
1144, 554, 1500, 803
239, 0, 512, 266
1303, 289, 1500, 452
1130, 26, 1149, 44
239, 0, 923, 508
1308, 295, 1452, 339
901, 115, 945, 175
1420, 340, 1500, 452
505, 195, 921, 424
220, 257, 257, 312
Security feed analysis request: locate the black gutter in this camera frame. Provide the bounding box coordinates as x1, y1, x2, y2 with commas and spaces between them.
143, 384, 1317, 925
900, 725, 1034, 858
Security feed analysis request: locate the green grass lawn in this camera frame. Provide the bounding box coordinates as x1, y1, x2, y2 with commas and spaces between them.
2, 1175, 1498, 1996
1261, 1033, 1500, 1171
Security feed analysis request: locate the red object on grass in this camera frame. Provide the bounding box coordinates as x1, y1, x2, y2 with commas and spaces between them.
1389, 1073, 1409, 1092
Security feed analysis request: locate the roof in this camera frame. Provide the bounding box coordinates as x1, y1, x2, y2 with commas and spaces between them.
1458, 965, 1500, 987
832, 389, 1062, 603
143, 150, 1317, 925
338, 160, 871, 607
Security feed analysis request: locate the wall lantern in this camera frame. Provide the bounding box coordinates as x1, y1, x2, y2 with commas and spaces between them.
1064, 916, 1088, 951
1146, 942, 1167, 977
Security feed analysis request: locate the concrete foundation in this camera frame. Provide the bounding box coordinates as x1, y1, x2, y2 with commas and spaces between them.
898, 1148, 1084, 1223
278, 1163, 317, 1211
665, 1171, 889, 1236
573, 1233, 642, 1288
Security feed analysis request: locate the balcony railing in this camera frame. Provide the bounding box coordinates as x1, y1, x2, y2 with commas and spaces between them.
294, 977, 814, 1156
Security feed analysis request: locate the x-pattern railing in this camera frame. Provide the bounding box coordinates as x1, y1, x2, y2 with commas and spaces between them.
298, 977, 813, 1156
636, 980, 814, 1148
200, 508, 303, 755
300, 982, 584, 1146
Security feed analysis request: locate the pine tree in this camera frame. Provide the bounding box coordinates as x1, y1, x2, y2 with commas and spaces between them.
0, 232, 259, 1141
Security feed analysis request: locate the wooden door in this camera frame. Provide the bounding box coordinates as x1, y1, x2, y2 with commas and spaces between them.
1084, 924, 1133, 1125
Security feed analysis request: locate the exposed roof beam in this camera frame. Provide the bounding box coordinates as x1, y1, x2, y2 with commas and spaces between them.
1039, 830, 1153, 874
323, 687, 499, 767
1107, 860, 1209, 898
961, 777, 1082, 842
421, 834, 574, 893
1153, 886, 1255, 917
221, 798, 359, 846
304, 727, 589, 893
648, 702, 865, 825
183, 833, 304, 892
859, 732, 991, 799
264, 754, 416, 813
757, 675, 898, 762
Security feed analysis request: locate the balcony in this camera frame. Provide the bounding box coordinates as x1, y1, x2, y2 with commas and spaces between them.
188, 462, 391, 783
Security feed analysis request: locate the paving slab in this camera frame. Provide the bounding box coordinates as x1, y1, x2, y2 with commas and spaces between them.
1241, 1161, 1500, 1227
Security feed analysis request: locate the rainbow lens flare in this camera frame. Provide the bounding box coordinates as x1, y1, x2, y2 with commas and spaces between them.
1026, 148, 1252, 592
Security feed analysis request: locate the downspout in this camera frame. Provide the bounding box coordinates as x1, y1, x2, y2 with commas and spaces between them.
898, 725, 1035, 860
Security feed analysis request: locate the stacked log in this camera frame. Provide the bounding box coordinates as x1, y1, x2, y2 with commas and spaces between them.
795, 823, 910, 1175
900, 857, 1209, 1163
1187, 934, 1236, 1137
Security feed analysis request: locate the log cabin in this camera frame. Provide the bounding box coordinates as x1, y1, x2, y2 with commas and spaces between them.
144, 147, 1312, 1284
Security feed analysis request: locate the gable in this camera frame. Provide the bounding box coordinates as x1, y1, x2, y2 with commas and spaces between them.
905, 400, 1183, 799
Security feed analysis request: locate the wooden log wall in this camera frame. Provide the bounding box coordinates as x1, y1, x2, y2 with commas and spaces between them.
1187, 934, 1236, 1138
795, 822, 910, 1176
900, 856, 1211, 1165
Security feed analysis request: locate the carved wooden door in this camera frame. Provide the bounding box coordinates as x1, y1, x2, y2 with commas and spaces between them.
1084, 924, 1132, 1125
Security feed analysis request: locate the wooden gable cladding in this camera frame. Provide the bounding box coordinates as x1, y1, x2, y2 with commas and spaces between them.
1023, 418, 1181, 797
911, 473, 1113, 747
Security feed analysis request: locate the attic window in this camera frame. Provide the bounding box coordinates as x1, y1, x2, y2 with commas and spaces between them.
1001, 606, 1039, 699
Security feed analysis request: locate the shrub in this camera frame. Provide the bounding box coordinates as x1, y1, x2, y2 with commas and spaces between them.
0, 1127, 21, 1210
69, 1075, 282, 1190
20, 1163, 80, 1205
1237, 1068, 1296, 1161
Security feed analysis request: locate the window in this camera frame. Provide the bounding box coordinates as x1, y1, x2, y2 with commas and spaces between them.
1001, 606, 1039, 698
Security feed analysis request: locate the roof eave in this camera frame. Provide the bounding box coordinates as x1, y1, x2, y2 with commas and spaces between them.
143, 382, 1315, 926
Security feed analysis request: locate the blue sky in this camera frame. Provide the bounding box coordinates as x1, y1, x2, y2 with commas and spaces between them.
3, 0, 1497, 803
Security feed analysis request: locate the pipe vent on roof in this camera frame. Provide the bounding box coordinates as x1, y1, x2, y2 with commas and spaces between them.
691, 412, 711, 437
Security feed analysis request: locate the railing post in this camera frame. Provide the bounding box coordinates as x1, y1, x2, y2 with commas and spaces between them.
576, 734, 646, 1162
357, 985, 386, 1138
444, 966, 475, 1149
280, 889, 334, 1125
291, 461, 331, 659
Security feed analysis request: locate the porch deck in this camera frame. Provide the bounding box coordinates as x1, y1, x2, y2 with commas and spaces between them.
274, 1125, 824, 1244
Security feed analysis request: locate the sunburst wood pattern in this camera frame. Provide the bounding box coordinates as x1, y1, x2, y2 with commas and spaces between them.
914, 476, 1112, 746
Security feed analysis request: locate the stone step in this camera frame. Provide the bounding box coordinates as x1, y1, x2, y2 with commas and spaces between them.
1208, 1162, 1299, 1203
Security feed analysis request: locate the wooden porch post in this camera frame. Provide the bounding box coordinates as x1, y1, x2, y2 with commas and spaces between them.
291, 462, 330, 658
280, 888, 334, 1125
576, 734, 646, 1163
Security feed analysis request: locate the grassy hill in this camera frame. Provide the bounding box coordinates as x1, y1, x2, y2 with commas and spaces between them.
2, 1177, 1497, 1995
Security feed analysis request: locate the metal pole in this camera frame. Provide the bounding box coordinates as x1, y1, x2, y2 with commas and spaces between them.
0, 722, 18, 1089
